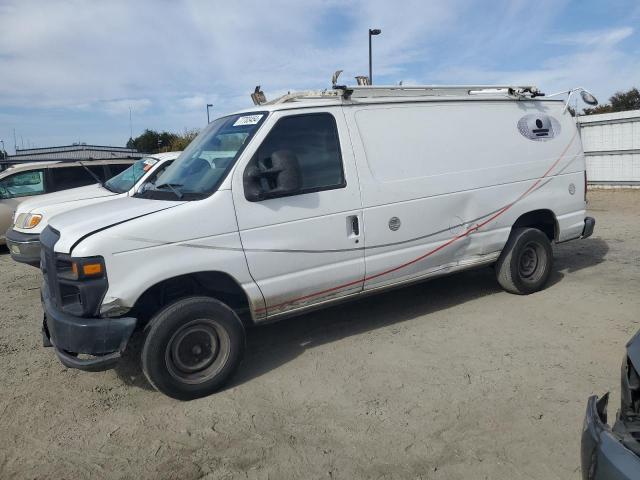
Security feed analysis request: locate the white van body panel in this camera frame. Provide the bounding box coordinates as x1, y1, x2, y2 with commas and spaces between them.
13, 153, 180, 235
344, 101, 585, 290
46, 93, 589, 324
230, 107, 365, 317
67, 191, 266, 315
51, 196, 184, 253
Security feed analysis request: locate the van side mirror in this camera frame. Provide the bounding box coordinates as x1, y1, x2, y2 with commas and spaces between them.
244, 150, 302, 201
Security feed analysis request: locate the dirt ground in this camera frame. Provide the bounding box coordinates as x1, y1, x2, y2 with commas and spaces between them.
0, 190, 638, 480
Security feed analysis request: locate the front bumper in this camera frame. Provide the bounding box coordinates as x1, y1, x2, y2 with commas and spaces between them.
581, 394, 640, 480
42, 280, 137, 371
5, 228, 41, 266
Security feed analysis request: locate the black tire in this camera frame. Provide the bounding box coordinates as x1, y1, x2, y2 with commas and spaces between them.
141, 296, 245, 400
495, 227, 553, 295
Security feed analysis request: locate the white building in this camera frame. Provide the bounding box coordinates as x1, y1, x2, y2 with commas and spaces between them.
578, 109, 640, 185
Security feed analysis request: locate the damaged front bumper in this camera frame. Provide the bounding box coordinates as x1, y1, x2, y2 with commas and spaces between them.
581, 330, 640, 479
42, 281, 137, 372
581, 394, 640, 480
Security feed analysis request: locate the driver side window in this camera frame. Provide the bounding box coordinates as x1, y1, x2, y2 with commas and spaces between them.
244, 113, 345, 201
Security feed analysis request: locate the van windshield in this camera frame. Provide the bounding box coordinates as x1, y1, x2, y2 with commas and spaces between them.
136, 112, 267, 200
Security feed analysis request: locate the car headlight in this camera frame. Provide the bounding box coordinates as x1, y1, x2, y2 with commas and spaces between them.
19, 213, 43, 229
14, 212, 26, 227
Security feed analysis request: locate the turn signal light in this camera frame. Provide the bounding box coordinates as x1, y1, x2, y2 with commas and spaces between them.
27, 214, 42, 228
82, 263, 103, 277
69, 261, 103, 279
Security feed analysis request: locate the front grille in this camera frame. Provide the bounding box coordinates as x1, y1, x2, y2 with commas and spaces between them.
40, 226, 61, 308
39, 225, 108, 317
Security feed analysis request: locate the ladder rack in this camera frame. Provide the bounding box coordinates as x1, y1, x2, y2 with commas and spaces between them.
346, 84, 541, 98
262, 84, 543, 105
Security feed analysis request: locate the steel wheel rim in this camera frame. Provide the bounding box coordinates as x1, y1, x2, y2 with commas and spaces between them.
518, 242, 543, 280
165, 318, 231, 385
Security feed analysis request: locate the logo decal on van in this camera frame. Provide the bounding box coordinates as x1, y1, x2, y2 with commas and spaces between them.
517, 114, 561, 141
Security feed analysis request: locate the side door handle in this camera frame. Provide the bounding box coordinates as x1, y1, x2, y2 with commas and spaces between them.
347, 215, 360, 237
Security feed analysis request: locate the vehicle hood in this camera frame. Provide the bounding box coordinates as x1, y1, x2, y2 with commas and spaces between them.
17, 184, 115, 214
48, 196, 184, 254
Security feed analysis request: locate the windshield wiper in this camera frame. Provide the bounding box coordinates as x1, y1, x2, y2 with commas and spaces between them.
156, 182, 184, 199
78, 161, 105, 187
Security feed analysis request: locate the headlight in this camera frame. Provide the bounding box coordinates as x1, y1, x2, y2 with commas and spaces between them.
17, 213, 43, 229
52, 254, 108, 317
14, 212, 26, 227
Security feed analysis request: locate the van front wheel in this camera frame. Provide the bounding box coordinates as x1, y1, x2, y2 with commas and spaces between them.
495, 227, 553, 295
141, 296, 245, 400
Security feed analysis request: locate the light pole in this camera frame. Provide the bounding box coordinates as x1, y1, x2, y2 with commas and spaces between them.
368, 28, 382, 85
206, 104, 213, 124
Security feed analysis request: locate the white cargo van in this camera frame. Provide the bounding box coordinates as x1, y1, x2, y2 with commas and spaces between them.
6, 152, 179, 266
40, 85, 595, 399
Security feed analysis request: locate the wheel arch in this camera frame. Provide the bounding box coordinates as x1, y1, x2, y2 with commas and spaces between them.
131, 270, 253, 328
511, 209, 559, 241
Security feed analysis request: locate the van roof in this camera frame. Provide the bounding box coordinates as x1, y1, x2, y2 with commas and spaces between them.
232, 84, 563, 115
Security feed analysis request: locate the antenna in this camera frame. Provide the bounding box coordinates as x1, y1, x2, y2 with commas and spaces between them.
129, 105, 133, 140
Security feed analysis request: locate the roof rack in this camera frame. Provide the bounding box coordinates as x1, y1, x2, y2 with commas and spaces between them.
264, 89, 342, 105
260, 84, 543, 105
345, 84, 543, 99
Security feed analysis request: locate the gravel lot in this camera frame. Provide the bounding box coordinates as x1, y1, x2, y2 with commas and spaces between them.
0, 189, 638, 480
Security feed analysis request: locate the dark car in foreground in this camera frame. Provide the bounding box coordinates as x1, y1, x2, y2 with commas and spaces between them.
581, 329, 640, 479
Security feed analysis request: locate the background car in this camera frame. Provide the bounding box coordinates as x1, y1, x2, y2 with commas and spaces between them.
5, 152, 180, 265
0, 159, 136, 246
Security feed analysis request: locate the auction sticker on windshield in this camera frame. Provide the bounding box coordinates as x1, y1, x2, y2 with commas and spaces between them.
143, 158, 159, 172
233, 114, 263, 127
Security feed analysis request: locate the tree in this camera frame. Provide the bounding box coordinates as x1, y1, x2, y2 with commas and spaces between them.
168, 129, 200, 151
129, 129, 160, 153
127, 127, 201, 153
583, 87, 640, 115
609, 87, 640, 111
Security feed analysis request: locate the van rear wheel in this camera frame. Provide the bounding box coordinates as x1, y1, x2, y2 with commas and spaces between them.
495, 227, 553, 295
141, 296, 245, 400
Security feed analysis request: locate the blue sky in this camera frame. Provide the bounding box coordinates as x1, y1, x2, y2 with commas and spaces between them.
1, 0, 639, 152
